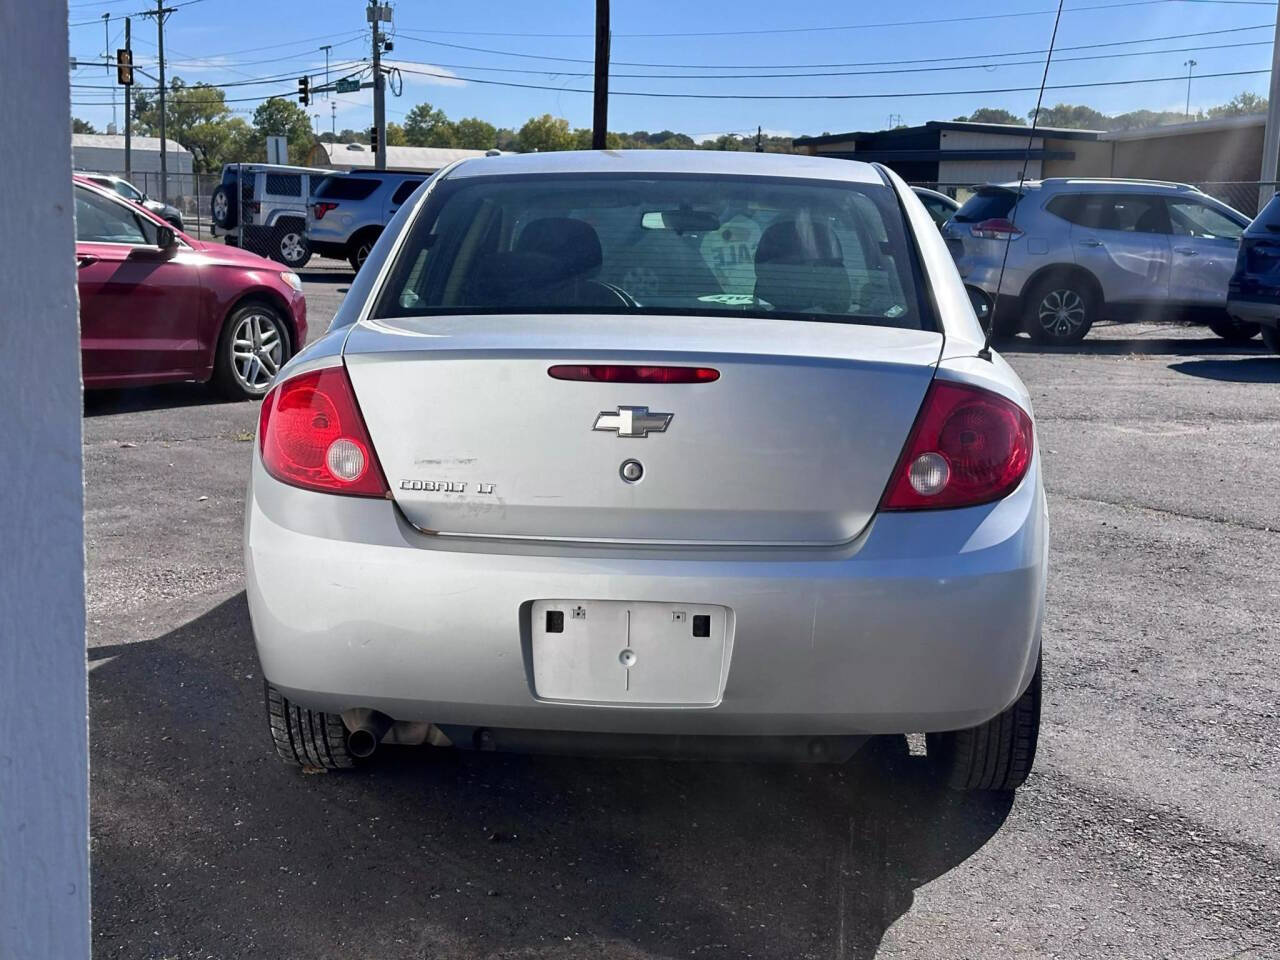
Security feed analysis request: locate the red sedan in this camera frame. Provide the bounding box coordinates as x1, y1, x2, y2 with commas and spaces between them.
74, 175, 307, 399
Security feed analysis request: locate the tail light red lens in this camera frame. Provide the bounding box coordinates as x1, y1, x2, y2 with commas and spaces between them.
314, 201, 338, 220
970, 218, 1024, 240
881, 380, 1034, 511
548, 365, 720, 383
258, 367, 389, 498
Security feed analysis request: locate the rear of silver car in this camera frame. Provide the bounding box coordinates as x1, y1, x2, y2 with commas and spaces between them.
245, 152, 1046, 789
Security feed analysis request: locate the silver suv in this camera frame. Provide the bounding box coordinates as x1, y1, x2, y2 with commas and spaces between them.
210, 163, 330, 269
306, 170, 428, 273
942, 178, 1251, 344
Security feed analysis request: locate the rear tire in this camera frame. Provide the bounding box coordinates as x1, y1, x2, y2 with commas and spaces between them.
1208, 315, 1260, 343
1261, 325, 1280, 354
1025, 275, 1096, 345
265, 682, 356, 770
927, 654, 1041, 792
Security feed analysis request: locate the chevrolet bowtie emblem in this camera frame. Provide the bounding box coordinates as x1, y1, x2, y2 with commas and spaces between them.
592, 405, 673, 438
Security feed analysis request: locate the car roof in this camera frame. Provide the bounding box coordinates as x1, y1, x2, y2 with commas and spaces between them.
983, 178, 1199, 194
224, 163, 330, 175
443, 149, 885, 184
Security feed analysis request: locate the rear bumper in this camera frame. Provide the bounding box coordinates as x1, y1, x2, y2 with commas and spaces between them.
246, 456, 1047, 737
1227, 293, 1280, 328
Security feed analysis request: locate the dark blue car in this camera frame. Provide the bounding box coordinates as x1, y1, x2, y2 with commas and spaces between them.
1228, 193, 1280, 353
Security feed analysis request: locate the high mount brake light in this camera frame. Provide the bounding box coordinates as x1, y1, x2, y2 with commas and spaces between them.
880, 380, 1034, 510
970, 218, 1024, 241
258, 367, 389, 498
548, 365, 720, 384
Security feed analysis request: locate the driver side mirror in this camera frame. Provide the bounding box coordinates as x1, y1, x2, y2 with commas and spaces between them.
156, 224, 177, 250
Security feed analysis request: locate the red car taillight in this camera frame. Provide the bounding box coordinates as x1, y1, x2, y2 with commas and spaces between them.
880, 380, 1034, 511
314, 201, 338, 220
969, 218, 1023, 240
258, 367, 389, 498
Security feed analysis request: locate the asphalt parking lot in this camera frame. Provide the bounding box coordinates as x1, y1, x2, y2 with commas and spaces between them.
85, 263, 1280, 959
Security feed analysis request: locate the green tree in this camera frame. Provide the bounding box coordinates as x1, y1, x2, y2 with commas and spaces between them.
385, 122, 407, 146
954, 108, 1023, 125
133, 78, 255, 171
1208, 91, 1267, 118
250, 97, 316, 164
1027, 103, 1109, 129
72, 117, 96, 134
518, 114, 575, 152
452, 116, 497, 149
404, 102, 455, 146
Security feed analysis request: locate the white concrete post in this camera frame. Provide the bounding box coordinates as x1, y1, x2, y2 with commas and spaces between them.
1258, 13, 1280, 212
0, 2, 91, 958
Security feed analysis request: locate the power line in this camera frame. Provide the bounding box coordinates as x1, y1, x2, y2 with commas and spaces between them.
69, 0, 207, 28
394, 21, 1274, 69
386, 62, 1271, 99
388, 0, 1276, 39
380, 37, 1274, 81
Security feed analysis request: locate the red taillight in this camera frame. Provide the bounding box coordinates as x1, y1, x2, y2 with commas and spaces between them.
314, 201, 338, 220
548, 365, 720, 383
970, 218, 1023, 240
880, 380, 1033, 511
258, 367, 389, 498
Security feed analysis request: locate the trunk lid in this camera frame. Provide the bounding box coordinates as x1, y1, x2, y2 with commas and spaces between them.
344, 314, 942, 545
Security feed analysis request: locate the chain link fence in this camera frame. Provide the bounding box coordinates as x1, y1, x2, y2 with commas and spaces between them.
88, 170, 216, 238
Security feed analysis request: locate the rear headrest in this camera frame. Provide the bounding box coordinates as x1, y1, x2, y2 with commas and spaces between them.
516, 217, 603, 277
755, 218, 844, 266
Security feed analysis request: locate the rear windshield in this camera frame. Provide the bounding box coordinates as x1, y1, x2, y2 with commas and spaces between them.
315, 175, 382, 201
372, 173, 932, 330
952, 187, 1019, 223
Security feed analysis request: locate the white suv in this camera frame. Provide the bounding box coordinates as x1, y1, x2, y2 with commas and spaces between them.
942, 179, 1252, 344
210, 163, 330, 269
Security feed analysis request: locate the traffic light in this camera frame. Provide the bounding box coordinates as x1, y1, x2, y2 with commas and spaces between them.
370, 126, 379, 152
297, 76, 310, 107
116, 48, 133, 86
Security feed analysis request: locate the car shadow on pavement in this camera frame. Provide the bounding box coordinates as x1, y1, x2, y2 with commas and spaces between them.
1167, 356, 1280, 383
996, 334, 1265, 357
297, 269, 352, 286
89, 593, 1014, 960
83, 382, 240, 417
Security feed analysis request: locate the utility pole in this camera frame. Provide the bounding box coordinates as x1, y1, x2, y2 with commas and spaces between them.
1260, 12, 1280, 211
320, 44, 331, 99
368, 1, 388, 170
592, 0, 609, 149
1184, 59, 1197, 119
124, 17, 132, 181
331, 100, 337, 136
755, 125, 763, 151
146, 1, 175, 203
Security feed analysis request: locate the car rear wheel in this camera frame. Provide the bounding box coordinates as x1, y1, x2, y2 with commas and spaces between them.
265, 683, 356, 770
926, 654, 1041, 792
272, 223, 311, 269
1025, 276, 1095, 345
1208, 315, 1260, 343
1261, 325, 1280, 354
211, 302, 290, 400
211, 183, 238, 229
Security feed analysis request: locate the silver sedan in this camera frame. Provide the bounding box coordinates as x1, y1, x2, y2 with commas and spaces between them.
245, 150, 1046, 792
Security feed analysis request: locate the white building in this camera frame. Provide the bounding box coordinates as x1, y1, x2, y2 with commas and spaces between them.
309, 141, 496, 173
71, 133, 195, 199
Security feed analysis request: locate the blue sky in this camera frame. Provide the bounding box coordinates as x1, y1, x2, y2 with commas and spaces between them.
68, 0, 1278, 140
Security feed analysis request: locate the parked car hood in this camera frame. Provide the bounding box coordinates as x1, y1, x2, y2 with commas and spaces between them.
191, 238, 285, 272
